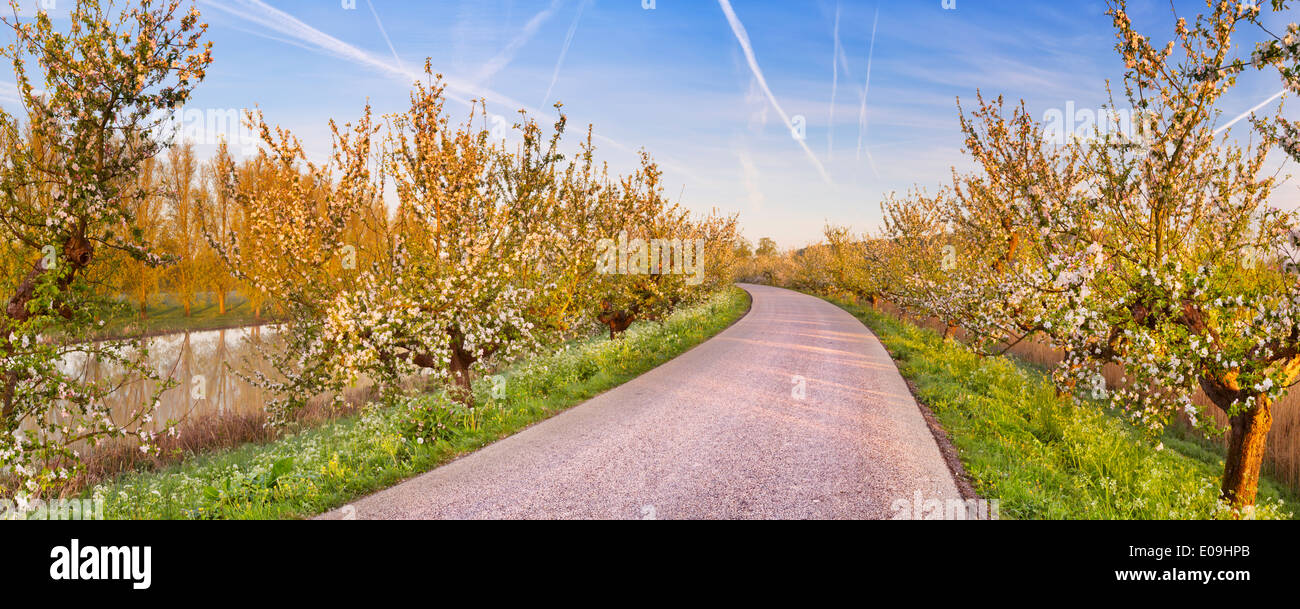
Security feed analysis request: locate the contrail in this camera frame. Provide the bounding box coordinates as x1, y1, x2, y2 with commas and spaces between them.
827, 2, 840, 161
838, 42, 852, 79
201, 0, 472, 102
543, 0, 589, 108
718, 0, 832, 184
1214, 88, 1286, 135
199, 0, 703, 182
855, 6, 878, 171
861, 138, 879, 180
365, 0, 405, 74
474, 0, 565, 87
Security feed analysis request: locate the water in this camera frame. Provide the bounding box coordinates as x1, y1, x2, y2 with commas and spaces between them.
70, 326, 279, 431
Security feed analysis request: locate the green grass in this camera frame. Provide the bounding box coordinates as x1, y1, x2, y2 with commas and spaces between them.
834, 299, 1296, 520
89, 287, 751, 519
100, 292, 270, 338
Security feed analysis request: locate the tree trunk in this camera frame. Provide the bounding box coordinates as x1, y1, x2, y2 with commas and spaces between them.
870, 294, 880, 310
139, 300, 148, 319
597, 307, 636, 340
5, 234, 92, 322
217, 292, 226, 315
943, 324, 960, 341
1221, 396, 1273, 511
0, 369, 17, 424
446, 328, 476, 406
2, 234, 93, 424
448, 352, 473, 405
1053, 371, 1076, 399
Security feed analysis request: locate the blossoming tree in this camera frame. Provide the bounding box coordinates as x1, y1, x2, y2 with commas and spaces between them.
580, 152, 738, 339
781, 0, 1300, 513
208, 107, 377, 423
1042, 0, 1300, 511
0, 0, 211, 499
864, 0, 1300, 511
344, 70, 569, 405
1198, 1, 1300, 161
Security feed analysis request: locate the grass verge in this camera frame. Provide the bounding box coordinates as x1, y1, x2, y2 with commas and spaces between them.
89, 287, 750, 519
98, 292, 272, 339
834, 299, 1296, 520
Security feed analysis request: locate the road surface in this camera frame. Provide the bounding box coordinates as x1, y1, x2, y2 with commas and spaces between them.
319, 284, 961, 519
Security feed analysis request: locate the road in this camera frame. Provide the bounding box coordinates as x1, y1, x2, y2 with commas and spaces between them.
319, 284, 961, 519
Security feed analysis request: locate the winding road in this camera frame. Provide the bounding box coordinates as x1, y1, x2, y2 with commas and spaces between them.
319, 284, 961, 519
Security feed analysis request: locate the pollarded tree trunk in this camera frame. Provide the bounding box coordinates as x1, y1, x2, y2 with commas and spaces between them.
446, 328, 477, 407
943, 323, 960, 341
597, 303, 637, 340
411, 328, 494, 409
599, 311, 635, 340
448, 351, 474, 405
1, 234, 94, 423
0, 369, 17, 424
1200, 375, 1274, 512
447, 325, 496, 406
1221, 396, 1273, 511
1053, 370, 1076, 400
5, 235, 93, 322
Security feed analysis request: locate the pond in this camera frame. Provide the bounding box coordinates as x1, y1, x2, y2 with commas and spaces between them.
68, 325, 280, 432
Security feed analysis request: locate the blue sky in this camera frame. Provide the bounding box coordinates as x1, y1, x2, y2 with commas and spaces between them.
2, 0, 1297, 248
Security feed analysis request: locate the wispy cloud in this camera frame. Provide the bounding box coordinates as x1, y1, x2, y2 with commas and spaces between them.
0, 80, 19, 104
201, 0, 470, 102
473, 0, 565, 88
717, 0, 831, 184
827, 2, 840, 161
364, 0, 405, 74
737, 146, 765, 212
542, 0, 588, 108
198, 0, 706, 181
745, 76, 770, 132
854, 6, 880, 179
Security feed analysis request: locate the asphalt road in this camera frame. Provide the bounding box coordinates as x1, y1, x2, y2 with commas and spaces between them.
318, 284, 961, 520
